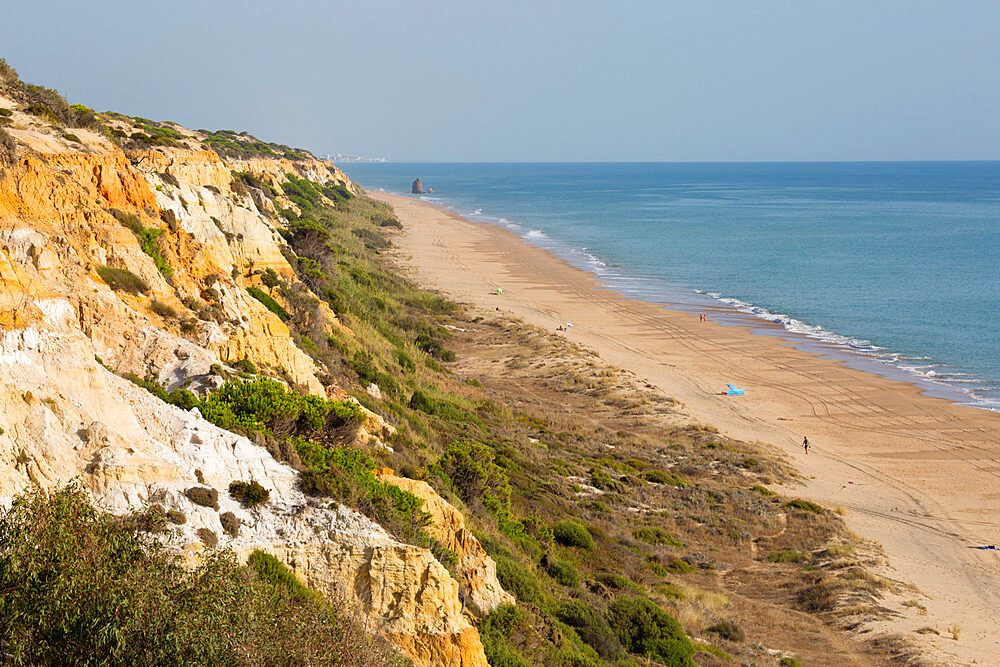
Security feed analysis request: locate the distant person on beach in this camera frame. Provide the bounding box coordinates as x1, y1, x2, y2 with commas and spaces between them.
803, 436, 809, 454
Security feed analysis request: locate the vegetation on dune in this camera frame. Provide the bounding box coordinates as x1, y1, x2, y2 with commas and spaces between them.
204, 129, 312, 161
0, 485, 402, 666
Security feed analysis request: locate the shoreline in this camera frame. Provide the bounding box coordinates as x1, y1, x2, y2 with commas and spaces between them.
395, 189, 997, 415
373, 191, 1000, 664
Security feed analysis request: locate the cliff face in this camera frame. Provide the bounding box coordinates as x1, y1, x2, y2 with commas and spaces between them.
0, 93, 496, 666
378, 471, 515, 618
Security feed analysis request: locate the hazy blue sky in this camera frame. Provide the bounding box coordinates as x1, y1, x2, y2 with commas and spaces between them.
3, 1, 998, 161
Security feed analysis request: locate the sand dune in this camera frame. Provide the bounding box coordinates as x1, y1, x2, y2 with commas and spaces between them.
375, 192, 1000, 664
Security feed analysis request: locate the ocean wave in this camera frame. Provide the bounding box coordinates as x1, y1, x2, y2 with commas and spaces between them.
697, 290, 999, 411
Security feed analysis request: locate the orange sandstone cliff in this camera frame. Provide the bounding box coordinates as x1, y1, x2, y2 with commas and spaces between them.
0, 89, 502, 666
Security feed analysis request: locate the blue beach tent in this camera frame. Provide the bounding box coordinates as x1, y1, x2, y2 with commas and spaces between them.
726, 384, 745, 396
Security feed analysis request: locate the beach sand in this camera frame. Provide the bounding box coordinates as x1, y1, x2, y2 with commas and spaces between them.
375, 192, 1000, 664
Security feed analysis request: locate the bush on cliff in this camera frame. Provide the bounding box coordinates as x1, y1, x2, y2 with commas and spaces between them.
229, 479, 271, 507
296, 440, 431, 544
247, 549, 322, 604
0, 484, 402, 666
96, 265, 150, 294
197, 377, 364, 438
247, 286, 291, 321
431, 440, 528, 539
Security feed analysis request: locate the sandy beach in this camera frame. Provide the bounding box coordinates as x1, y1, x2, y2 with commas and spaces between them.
374, 191, 1000, 664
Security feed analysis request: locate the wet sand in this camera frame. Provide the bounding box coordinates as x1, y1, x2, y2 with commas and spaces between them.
374, 191, 1000, 664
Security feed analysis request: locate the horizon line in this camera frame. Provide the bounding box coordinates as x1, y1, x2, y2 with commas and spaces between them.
337, 158, 1000, 165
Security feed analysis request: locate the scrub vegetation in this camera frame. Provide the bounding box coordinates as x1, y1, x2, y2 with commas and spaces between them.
0, 484, 402, 666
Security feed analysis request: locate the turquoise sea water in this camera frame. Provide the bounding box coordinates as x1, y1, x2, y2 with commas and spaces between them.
343, 162, 1000, 411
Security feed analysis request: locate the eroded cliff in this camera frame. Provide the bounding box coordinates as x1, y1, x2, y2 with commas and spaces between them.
0, 89, 499, 666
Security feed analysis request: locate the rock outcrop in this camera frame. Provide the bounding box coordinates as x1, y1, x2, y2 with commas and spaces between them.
412, 178, 423, 194
378, 470, 515, 617
0, 91, 496, 666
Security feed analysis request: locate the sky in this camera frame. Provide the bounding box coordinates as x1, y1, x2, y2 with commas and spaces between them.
2, 0, 999, 161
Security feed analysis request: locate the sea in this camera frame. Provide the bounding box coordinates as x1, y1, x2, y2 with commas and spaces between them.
342, 162, 1000, 412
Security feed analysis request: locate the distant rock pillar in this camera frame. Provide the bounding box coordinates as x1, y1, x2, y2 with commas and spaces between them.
411, 178, 423, 194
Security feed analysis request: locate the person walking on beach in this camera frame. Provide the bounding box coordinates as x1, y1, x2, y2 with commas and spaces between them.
803, 436, 809, 454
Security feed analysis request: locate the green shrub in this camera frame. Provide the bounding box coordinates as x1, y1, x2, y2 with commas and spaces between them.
432, 441, 520, 534
552, 519, 595, 549
555, 600, 623, 660
478, 605, 531, 667
0, 485, 397, 666
751, 484, 775, 496
648, 558, 668, 577
166, 509, 186, 525
231, 358, 257, 374
664, 558, 697, 574
131, 504, 167, 533
247, 286, 290, 321
656, 582, 686, 600
767, 549, 808, 563
591, 465, 627, 492
644, 469, 688, 486
633, 526, 684, 548
197, 377, 363, 437
196, 527, 217, 547
705, 620, 744, 643
96, 265, 150, 294
295, 441, 430, 545
184, 486, 219, 510
149, 299, 177, 318
122, 373, 171, 403
394, 349, 416, 373
583, 499, 610, 513
408, 389, 435, 414
494, 554, 544, 605
26, 103, 60, 124
246, 550, 321, 604
546, 556, 580, 587
229, 480, 271, 507
779, 658, 803, 667
219, 511, 241, 538
261, 267, 281, 290
111, 210, 173, 278
414, 332, 455, 361
606, 596, 695, 666
784, 499, 825, 515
